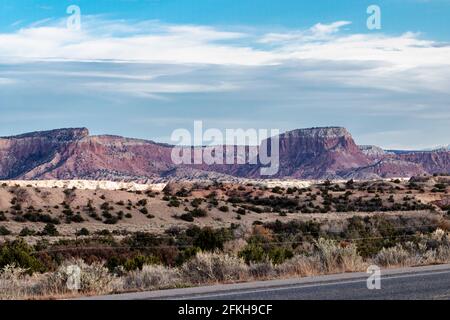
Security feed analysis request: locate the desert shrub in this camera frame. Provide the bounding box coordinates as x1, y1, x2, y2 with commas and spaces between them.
276, 255, 322, 277
13, 215, 26, 222
67, 214, 84, 223
0, 264, 35, 299
19, 227, 36, 237
223, 239, 248, 256
314, 238, 365, 273
181, 252, 248, 284
249, 262, 275, 279
267, 247, 294, 265
179, 213, 194, 222
373, 244, 412, 267
100, 202, 113, 211
137, 199, 147, 207
239, 244, 293, 265
239, 244, 265, 264
190, 208, 207, 218
175, 187, 190, 197
0, 240, 45, 273
41, 259, 117, 295
191, 227, 230, 251
219, 206, 229, 212
168, 198, 181, 208
0, 226, 11, 236
123, 255, 160, 271
123, 264, 182, 291
209, 198, 219, 206
76, 228, 90, 236
265, 220, 321, 240
175, 247, 201, 266
271, 186, 283, 194
123, 232, 162, 248
40, 223, 59, 236
104, 215, 119, 225
383, 229, 450, 266
191, 198, 203, 208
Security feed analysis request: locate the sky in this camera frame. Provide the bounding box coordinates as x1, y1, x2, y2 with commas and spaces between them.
0, 0, 449, 149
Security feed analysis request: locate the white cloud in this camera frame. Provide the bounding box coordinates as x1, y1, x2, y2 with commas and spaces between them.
0, 19, 275, 66
1, 17, 449, 77
310, 21, 352, 37
0, 77, 16, 85
259, 20, 352, 44
0, 16, 449, 147
84, 81, 238, 98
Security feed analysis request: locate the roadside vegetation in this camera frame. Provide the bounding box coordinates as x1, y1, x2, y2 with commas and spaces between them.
1, 216, 450, 299
0, 175, 449, 299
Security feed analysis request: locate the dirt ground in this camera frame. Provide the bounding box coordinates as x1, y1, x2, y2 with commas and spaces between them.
0, 176, 448, 240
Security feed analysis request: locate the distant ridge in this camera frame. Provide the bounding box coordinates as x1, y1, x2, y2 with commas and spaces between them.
0, 127, 448, 181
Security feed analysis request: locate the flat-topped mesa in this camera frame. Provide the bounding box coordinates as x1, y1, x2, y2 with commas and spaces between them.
283, 127, 351, 139
275, 126, 361, 155
254, 126, 373, 179
2, 127, 90, 142
0, 126, 448, 181
0, 128, 90, 180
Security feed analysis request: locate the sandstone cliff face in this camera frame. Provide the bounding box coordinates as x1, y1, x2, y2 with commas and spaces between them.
0, 127, 448, 181
18, 134, 175, 181
0, 128, 89, 179
397, 151, 450, 174
255, 127, 373, 179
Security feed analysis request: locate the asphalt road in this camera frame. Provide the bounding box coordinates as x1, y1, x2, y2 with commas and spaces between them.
82, 264, 450, 300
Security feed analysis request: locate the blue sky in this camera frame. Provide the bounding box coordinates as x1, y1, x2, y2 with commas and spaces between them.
0, 0, 449, 149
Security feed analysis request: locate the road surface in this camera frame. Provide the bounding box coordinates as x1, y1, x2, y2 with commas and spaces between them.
81, 264, 450, 300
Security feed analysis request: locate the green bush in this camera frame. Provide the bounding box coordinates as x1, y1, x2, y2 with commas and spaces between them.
168, 198, 181, 207
191, 208, 207, 218
192, 227, 230, 251
0, 239, 45, 273
179, 213, 194, 222
40, 223, 59, 236
0, 226, 11, 235
239, 244, 293, 265
76, 228, 90, 236
239, 244, 266, 264
123, 255, 160, 271
191, 198, 203, 208
19, 227, 36, 236
267, 247, 294, 265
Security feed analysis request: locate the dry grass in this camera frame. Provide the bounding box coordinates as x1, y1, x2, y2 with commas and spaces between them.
249, 262, 276, 279
275, 255, 322, 277
374, 229, 450, 267
0, 265, 36, 300
123, 265, 182, 291
373, 245, 414, 267
314, 238, 366, 273
40, 259, 118, 296
2, 229, 450, 299
181, 252, 249, 285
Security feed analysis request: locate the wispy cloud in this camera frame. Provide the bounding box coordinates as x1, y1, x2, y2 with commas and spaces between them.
0, 17, 449, 148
